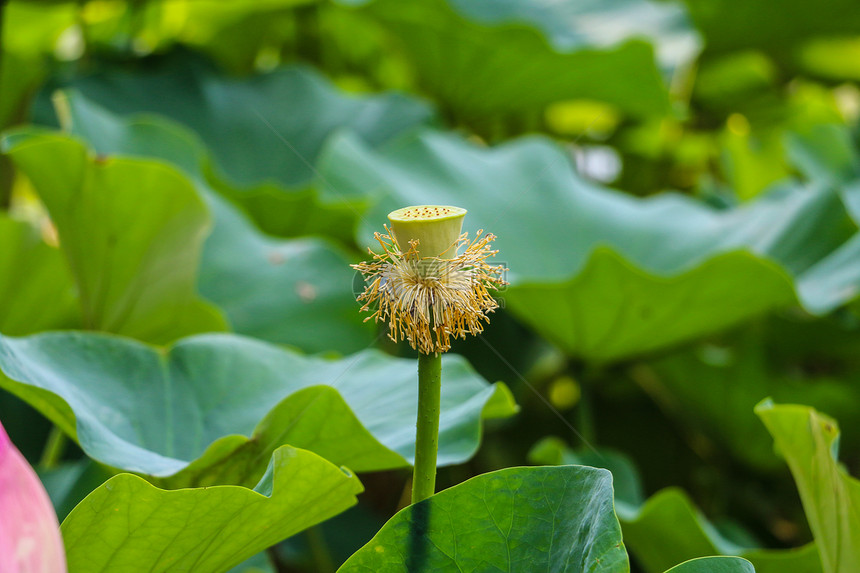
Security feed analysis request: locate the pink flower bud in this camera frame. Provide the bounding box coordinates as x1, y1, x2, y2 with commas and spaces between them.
0, 421, 67, 573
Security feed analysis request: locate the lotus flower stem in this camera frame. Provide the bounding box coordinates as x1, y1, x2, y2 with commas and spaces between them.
412, 351, 442, 503
305, 524, 335, 573
576, 364, 603, 445
352, 205, 506, 503
0, 0, 10, 209
39, 426, 67, 470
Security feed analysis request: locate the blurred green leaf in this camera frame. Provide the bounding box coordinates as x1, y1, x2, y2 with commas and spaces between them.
622, 488, 821, 573
693, 52, 778, 110
797, 37, 860, 81
200, 193, 375, 353
757, 400, 860, 573
320, 129, 859, 362
353, 0, 694, 130
0, 215, 78, 335
2, 132, 228, 343
45, 53, 434, 240
0, 331, 516, 485
1, 51, 44, 130
61, 445, 362, 573
720, 126, 790, 201
684, 0, 860, 58
55, 92, 375, 353
54, 51, 434, 189
442, 0, 700, 73
796, 233, 860, 316
338, 465, 629, 572
1, 1, 77, 128
503, 249, 797, 363
167, 0, 316, 73
527, 437, 645, 508
645, 335, 860, 471
38, 459, 114, 521
534, 438, 822, 573
623, 488, 749, 571
786, 124, 860, 186
322, 129, 851, 282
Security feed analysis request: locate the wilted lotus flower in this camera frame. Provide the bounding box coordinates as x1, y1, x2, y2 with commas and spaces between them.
353, 205, 506, 355
353, 205, 507, 504
0, 421, 67, 573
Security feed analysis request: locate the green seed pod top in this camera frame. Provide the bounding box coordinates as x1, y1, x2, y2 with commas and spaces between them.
388, 205, 467, 259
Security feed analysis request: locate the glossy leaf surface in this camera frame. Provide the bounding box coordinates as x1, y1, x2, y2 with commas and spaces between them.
757, 401, 860, 573
319, 129, 859, 361
356, 0, 696, 127
0, 331, 516, 485
54, 53, 433, 189
339, 465, 629, 572
0, 215, 78, 335
61, 446, 362, 573
3, 133, 227, 344
56, 93, 375, 353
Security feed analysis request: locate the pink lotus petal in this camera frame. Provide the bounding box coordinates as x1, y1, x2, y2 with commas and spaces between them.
0, 420, 67, 573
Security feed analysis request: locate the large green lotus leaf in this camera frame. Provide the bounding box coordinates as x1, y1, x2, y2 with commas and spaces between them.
0, 331, 516, 485
1, 1, 77, 128
53, 52, 434, 190
796, 233, 860, 315
320, 130, 853, 283
55, 93, 375, 354
38, 459, 115, 521
61, 445, 362, 573
756, 400, 860, 573
353, 0, 689, 127
199, 193, 375, 353
785, 124, 860, 187
318, 129, 858, 361
502, 249, 797, 362
683, 0, 860, 58
1, 132, 227, 344
783, 126, 860, 312
784, 125, 860, 223
664, 557, 755, 573
0, 215, 78, 335
1, 51, 43, 131
527, 438, 645, 508
441, 0, 700, 73
168, 0, 315, 73
59, 88, 358, 240
844, 181, 860, 226
622, 488, 821, 573
531, 438, 822, 573
645, 335, 860, 471
338, 465, 629, 572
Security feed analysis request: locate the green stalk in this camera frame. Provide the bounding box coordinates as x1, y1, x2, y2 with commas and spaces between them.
575, 363, 603, 445
0, 1, 7, 93
0, 0, 11, 210
576, 381, 596, 445
39, 426, 68, 470
412, 351, 442, 504
305, 525, 335, 573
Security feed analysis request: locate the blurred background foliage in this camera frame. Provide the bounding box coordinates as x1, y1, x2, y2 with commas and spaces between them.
3, 0, 860, 571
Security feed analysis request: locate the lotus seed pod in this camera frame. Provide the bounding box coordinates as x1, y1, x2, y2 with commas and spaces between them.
388, 205, 467, 260
353, 206, 506, 354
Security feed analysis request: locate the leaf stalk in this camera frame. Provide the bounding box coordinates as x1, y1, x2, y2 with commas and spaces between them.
412, 351, 442, 504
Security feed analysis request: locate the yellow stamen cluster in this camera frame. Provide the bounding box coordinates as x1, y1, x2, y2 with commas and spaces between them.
352, 227, 507, 354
